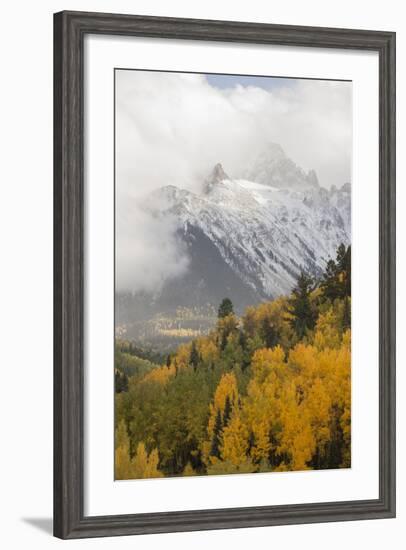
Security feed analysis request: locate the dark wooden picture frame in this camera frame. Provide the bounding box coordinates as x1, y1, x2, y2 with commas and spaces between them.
54, 10, 396, 539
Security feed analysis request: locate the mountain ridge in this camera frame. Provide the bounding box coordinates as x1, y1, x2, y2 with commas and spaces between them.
117, 146, 351, 347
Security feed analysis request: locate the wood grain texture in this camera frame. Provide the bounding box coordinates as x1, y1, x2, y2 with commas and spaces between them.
53, 10, 396, 539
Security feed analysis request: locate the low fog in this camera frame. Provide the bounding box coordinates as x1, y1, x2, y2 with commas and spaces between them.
115, 70, 351, 294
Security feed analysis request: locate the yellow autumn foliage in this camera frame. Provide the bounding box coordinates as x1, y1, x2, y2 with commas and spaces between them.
243, 297, 294, 349
220, 411, 249, 466
115, 420, 163, 479
313, 307, 342, 350
202, 371, 239, 463
116, 250, 351, 479
202, 324, 351, 473
143, 364, 177, 385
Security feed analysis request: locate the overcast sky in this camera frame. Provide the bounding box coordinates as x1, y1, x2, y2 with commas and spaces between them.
115, 69, 352, 293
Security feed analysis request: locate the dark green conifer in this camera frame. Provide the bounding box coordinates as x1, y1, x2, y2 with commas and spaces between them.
223, 395, 232, 427
261, 318, 278, 348
210, 409, 223, 458
238, 329, 247, 350
190, 341, 199, 371
321, 259, 340, 301
342, 296, 351, 331
218, 297, 234, 318
288, 271, 316, 338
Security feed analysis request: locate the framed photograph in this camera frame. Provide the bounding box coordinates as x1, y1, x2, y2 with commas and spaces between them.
54, 10, 396, 539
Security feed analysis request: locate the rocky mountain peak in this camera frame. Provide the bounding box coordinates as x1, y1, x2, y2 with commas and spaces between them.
204, 163, 230, 192
119, 143, 351, 339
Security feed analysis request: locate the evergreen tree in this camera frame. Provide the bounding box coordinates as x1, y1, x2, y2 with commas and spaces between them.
321, 258, 340, 301
115, 370, 128, 393
220, 331, 228, 351
210, 409, 223, 458
342, 296, 351, 331
247, 431, 255, 455
321, 244, 351, 301
238, 329, 251, 371
218, 298, 234, 318
288, 271, 316, 338
336, 243, 347, 271
223, 395, 232, 427
190, 341, 199, 371
166, 354, 171, 368
238, 329, 247, 350
338, 244, 351, 297
261, 317, 278, 348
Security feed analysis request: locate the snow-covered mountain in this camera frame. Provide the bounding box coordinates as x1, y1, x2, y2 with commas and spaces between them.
116, 145, 350, 342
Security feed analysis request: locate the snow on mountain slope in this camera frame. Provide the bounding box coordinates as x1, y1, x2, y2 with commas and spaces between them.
145, 162, 350, 301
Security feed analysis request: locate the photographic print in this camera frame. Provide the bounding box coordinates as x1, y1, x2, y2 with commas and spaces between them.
114, 69, 352, 480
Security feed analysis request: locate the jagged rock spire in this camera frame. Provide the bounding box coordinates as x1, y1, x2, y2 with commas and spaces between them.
204, 163, 230, 192
210, 163, 229, 183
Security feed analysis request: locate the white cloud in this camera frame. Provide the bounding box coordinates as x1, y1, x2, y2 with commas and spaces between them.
116, 70, 351, 293
116, 200, 189, 295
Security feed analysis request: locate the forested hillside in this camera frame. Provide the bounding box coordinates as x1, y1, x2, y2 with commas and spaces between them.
115, 244, 351, 479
